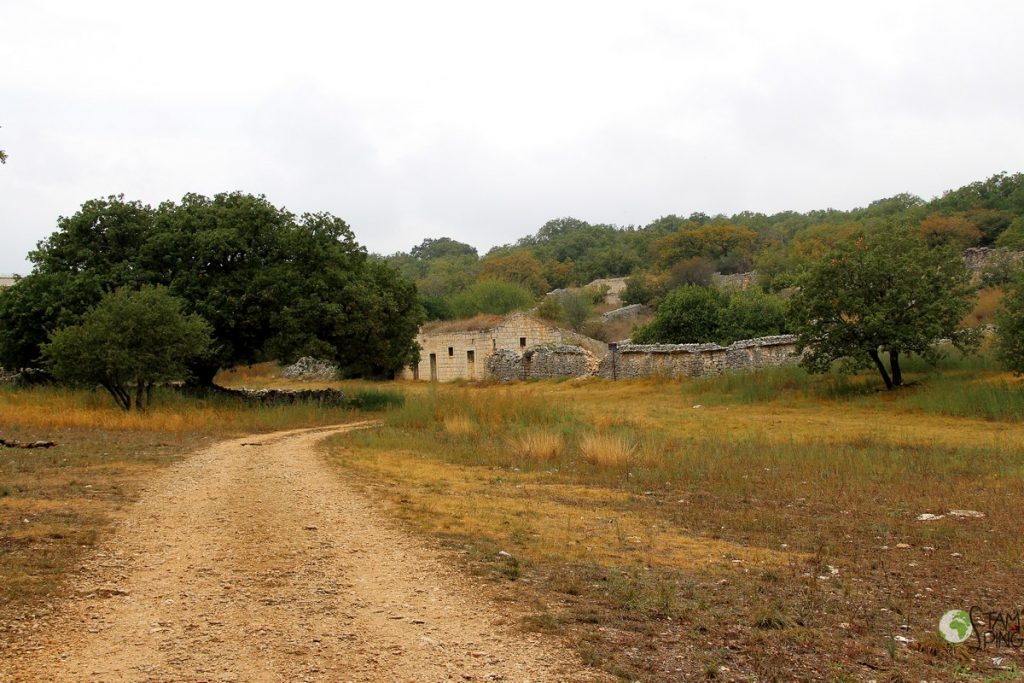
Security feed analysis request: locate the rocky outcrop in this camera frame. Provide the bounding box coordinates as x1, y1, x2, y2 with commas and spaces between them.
962, 247, 1024, 275
600, 304, 650, 322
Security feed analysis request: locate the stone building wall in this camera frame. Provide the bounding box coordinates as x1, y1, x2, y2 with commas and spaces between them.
486, 345, 599, 381
400, 311, 600, 382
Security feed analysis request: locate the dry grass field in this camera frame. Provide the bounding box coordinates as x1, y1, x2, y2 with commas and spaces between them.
3, 352, 1023, 682
326, 351, 1024, 682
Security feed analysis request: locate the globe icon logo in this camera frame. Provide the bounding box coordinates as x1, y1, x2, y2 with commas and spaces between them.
939, 609, 973, 644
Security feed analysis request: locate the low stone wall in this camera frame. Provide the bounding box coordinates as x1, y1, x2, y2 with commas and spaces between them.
487, 345, 598, 381
595, 335, 800, 380
180, 384, 348, 406
487, 335, 799, 381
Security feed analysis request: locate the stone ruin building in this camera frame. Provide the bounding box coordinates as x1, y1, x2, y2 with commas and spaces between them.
400, 311, 605, 382
402, 310, 800, 383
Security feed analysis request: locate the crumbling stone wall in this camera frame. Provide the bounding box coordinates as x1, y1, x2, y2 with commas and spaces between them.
402, 311, 605, 382
962, 247, 1024, 275
596, 335, 800, 380
487, 335, 799, 381
487, 345, 599, 381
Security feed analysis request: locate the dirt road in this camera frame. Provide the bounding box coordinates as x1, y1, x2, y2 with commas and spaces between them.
4, 424, 603, 682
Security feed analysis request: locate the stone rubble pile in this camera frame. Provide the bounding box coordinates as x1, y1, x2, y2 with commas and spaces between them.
280, 357, 338, 381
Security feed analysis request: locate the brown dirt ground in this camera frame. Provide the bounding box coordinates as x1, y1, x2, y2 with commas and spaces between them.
1, 423, 607, 683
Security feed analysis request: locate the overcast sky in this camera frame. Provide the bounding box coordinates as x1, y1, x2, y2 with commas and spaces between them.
2, 1, 1022, 274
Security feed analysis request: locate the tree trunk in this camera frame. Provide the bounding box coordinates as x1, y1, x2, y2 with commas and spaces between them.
146, 382, 153, 407
134, 380, 146, 412
889, 350, 903, 387
869, 349, 893, 390
101, 382, 131, 411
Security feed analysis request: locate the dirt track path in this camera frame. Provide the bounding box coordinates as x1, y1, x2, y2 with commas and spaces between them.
4, 424, 603, 682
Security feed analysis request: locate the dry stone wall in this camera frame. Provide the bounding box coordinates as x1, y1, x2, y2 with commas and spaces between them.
487, 345, 599, 381
486, 334, 799, 382
596, 335, 799, 379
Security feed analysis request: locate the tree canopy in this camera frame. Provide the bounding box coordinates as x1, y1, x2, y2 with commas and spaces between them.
42, 287, 212, 410
0, 193, 423, 381
995, 270, 1024, 374
789, 227, 977, 389
631, 286, 788, 345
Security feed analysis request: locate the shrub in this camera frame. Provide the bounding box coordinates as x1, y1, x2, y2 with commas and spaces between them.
631, 286, 727, 344
511, 431, 565, 461
450, 279, 535, 318
717, 288, 789, 343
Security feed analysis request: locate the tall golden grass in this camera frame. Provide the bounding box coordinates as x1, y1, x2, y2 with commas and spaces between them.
577, 432, 637, 466
0, 386, 354, 435
442, 414, 477, 437
509, 431, 565, 461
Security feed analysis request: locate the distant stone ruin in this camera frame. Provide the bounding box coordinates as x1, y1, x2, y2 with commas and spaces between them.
486, 334, 799, 382
962, 247, 1024, 276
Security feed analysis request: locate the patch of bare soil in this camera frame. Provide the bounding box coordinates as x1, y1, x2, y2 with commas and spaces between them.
2, 423, 605, 682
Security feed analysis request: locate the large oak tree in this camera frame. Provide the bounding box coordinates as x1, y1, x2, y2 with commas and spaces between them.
0, 193, 423, 382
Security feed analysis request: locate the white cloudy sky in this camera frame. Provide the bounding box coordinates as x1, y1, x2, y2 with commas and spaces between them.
2, 1, 1023, 274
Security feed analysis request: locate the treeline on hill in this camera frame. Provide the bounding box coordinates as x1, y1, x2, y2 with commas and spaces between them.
0, 193, 424, 403
383, 171, 1024, 307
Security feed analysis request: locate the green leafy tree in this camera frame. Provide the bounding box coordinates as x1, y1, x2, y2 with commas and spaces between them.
995, 271, 1024, 374
42, 287, 212, 411
559, 291, 594, 331
0, 272, 104, 369
450, 279, 534, 318
994, 217, 1024, 250
632, 285, 789, 345
718, 289, 789, 343
1, 193, 423, 381
621, 273, 659, 306
789, 228, 977, 389
410, 237, 478, 261
632, 286, 727, 344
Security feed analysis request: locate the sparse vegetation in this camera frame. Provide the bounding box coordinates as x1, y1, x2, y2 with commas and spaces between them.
327, 351, 1024, 681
